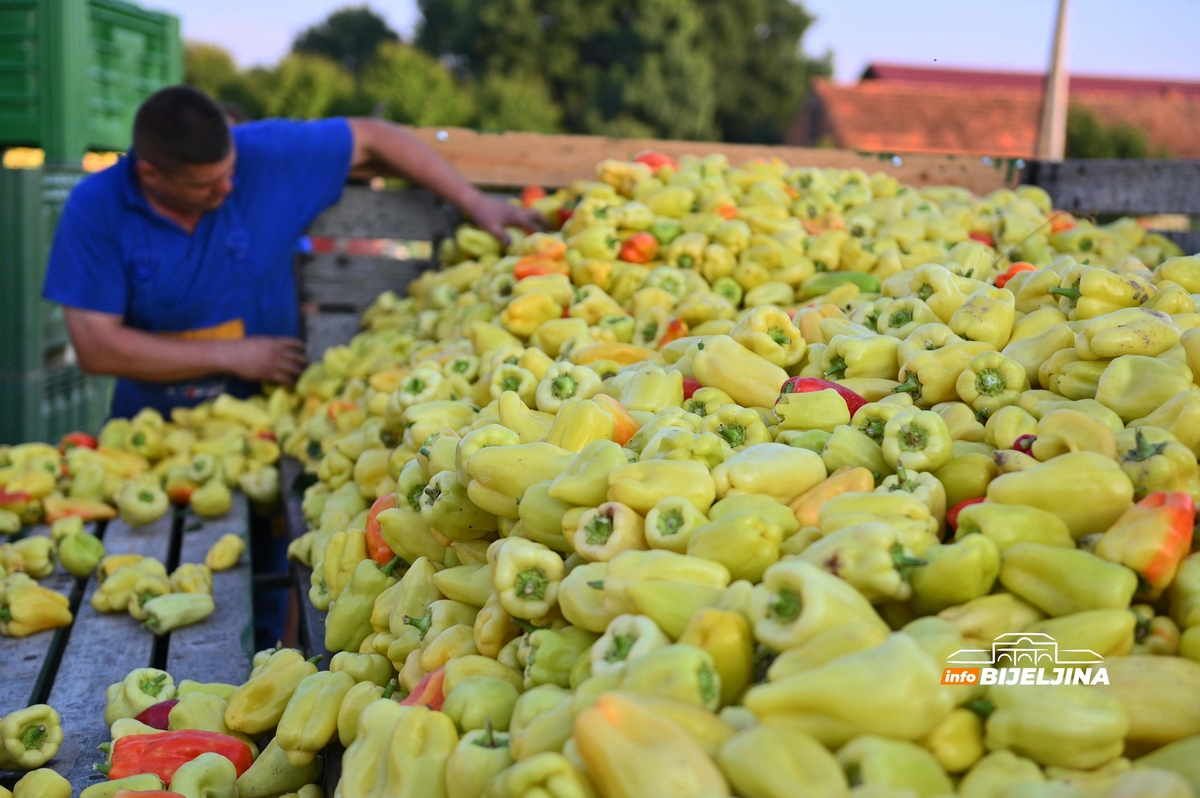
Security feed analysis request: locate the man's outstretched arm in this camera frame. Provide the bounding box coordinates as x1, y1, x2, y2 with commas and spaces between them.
66, 307, 307, 386
346, 118, 547, 241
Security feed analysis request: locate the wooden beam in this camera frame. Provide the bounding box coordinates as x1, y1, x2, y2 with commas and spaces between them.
402, 127, 1023, 196
1036, 0, 1070, 161
166, 500, 254, 685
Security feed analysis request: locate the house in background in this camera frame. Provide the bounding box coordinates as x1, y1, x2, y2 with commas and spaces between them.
788, 63, 1200, 158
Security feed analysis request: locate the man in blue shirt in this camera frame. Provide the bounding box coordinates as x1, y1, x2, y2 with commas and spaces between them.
44, 86, 543, 418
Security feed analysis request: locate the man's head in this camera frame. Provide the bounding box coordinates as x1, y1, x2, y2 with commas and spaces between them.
133, 86, 236, 215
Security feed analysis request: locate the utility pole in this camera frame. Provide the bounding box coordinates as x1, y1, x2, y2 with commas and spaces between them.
1037, 0, 1070, 160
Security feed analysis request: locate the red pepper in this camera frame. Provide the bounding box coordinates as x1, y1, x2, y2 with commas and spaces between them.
99, 729, 253, 782
254, 430, 277, 442
513, 255, 568, 280
365, 493, 398, 566
618, 231, 658, 264
714, 203, 739, 220
682, 377, 701, 400
777, 377, 868, 416
634, 151, 679, 173
399, 666, 445, 711
658, 318, 688, 348
1012, 434, 1037, 455
521, 185, 547, 207
995, 262, 1036, 288
60, 431, 98, 452
0, 488, 31, 513
968, 231, 995, 248
556, 208, 574, 228
134, 699, 179, 730
946, 497, 986, 533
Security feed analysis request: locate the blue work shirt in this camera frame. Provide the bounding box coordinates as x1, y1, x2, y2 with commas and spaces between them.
43, 118, 354, 419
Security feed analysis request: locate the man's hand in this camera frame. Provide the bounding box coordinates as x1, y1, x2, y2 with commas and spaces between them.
466, 194, 549, 242
225, 337, 308, 386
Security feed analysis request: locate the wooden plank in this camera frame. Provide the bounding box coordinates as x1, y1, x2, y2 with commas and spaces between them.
48, 512, 175, 796
0, 526, 85, 715
298, 254, 428, 313
403, 126, 1022, 196
1027, 159, 1200, 216
165, 498, 254, 685
307, 186, 460, 240
279, 458, 333, 667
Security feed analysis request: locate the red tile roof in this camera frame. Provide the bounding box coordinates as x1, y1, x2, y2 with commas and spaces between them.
789, 68, 1200, 158
862, 63, 1200, 101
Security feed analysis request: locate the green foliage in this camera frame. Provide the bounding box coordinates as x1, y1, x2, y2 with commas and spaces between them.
258, 54, 357, 119
359, 43, 475, 127
418, 0, 822, 142
474, 72, 563, 134
1066, 106, 1154, 159
293, 5, 400, 73
694, 0, 831, 143
185, 0, 824, 142
184, 42, 266, 118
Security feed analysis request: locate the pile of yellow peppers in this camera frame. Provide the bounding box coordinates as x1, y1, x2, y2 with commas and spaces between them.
263, 152, 1200, 798
0, 392, 285, 539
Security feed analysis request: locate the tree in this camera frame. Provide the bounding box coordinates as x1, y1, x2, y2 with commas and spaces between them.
359, 43, 475, 127
418, 0, 718, 141
694, 0, 830, 143
416, 0, 824, 142
1066, 107, 1154, 159
185, 42, 267, 118
258, 54, 357, 119
294, 5, 399, 74
474, 73, 563, 133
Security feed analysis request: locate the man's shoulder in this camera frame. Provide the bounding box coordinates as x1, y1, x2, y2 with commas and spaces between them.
232, 117, 351, 155
63, 159, 128, 214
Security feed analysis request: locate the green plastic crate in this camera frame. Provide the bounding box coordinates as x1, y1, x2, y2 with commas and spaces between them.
0, 365, 111, 444
0, 0, 182, 161
0, 163, 85, 372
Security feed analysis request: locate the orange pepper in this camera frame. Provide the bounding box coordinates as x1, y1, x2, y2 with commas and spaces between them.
995, 261, 1036, 288
593, 395, 639, 446
365, 493, 398, 565
1096, 491, 1195, 594
788, 466, 875, 528
514, 256, 569, 280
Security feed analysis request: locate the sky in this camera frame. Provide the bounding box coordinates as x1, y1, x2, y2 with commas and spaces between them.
154, 0, 1200, 82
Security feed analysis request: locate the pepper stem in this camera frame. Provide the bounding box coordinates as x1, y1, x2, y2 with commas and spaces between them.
19, 724, 46, 751
382, 679, 397, 700
966, 698, 995, 719
94, 763, 111, 776
1048, 285, 1081, 305
307, 655, 325, 665
404, 609, 433, 637
892, 373, 922, 397
381, 556, 403, 577
1126, 430, 1168, 462
890, 542, 926, 574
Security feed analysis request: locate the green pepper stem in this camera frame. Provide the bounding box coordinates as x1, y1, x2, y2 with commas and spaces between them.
307, 655, 325, 665
382, 679, 397, 700
892, 373, 922, 397
381, 556, 403, 577
1048, 285, 1081, 303
966, 698, 995, 719
890, 542, 926, 574
1126, 430, 1168, 462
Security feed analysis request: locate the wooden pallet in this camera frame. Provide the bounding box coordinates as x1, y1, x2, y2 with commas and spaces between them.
0, 498, 253, 793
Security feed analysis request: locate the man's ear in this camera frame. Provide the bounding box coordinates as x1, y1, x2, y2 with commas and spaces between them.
134, 158, 161, 184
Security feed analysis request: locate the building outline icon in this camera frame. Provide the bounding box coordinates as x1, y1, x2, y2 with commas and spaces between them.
945, 632, 1105, 667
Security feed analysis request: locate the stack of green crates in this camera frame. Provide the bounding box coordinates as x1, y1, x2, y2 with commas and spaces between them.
0, 0, 181, 443
0, 165, 112, 444
0, 0, 182, 160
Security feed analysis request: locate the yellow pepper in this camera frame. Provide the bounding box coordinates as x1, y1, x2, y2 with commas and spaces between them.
987, 451, 1134, 538
729, 306, 806, 367
1052, 264, 1155, 320
1096, 354, 1195, 423
607, 459, 716, 515
693, 335, 788, 409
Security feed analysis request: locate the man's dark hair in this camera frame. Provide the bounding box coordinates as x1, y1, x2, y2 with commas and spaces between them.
133, 85, 232, 170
